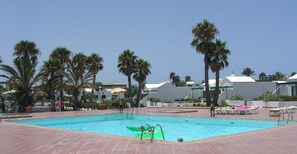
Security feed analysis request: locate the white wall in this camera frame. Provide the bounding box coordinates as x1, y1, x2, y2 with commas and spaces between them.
147, 82, 191, 100
220, 79, 233, 87
218, 82, 277, 104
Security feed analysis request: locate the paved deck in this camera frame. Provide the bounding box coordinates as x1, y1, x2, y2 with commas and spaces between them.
1, 108, 297, 154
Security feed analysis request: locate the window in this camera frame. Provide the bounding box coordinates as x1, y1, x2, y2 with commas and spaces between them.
292, 86, 297, 96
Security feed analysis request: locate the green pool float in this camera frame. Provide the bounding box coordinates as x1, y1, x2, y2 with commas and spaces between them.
126, 126, 142, 132
126, 126, 153, 132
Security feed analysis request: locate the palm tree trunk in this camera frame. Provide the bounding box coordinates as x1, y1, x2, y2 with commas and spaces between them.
92, 74, 96, 94
60, 62, 65, 99
213, 70, 220, 106
60, 76, 64, 99
50, 92, 56, 111
128, 75, 132, 102
18, 101, 26, 113
204, 54, 211, 106
136, 82, 142, 107
73, 90, 79, 111
128, 75, 132, 99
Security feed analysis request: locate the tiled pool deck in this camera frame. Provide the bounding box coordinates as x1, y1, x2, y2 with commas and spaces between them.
1, 107, 297, 154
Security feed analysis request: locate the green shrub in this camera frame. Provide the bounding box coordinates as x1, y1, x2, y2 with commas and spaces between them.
184, 98, 192, 102
121, 98, 130, 103
229, 94, 244, 100
180, 98, 186, 102
149, 97, 161, 102
64, 103, 72, 107
101, 99, 112, 108
149, 98, 173, 103
162, 98, 173, 103
174, 98, 200, 103
192, 99, 200, 103
278, 95, 297, 101
81, 102, 98, 109
221, 101, 229, 107
262, 93, 278, 102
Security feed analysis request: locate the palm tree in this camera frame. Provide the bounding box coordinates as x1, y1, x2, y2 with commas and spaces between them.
0, 40, 43, 112
173, 75, 181, 87
242, 68, 255, 76
118, 50, 137, 99
209, 39, 230, 105
86, 53, 104, 94
40, 58, 61, 111
64, 55, 93, 110
258, 72, 267, 81
73, 53, 88, 103
14, 40, 40, 61
0, 57, 44, 112
50, 47, 71, 99
268, 72, 286, 81
185, 75, 192, 82
133, 59, 151, 107
275, 72, 286, 80
169, 72, 177, 85
178, 80, 187, 87
169, 72, 176, 80
191, 19, 218, 106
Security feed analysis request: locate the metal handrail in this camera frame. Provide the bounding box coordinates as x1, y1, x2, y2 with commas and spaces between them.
139, 124, 151, 140
139, 124, 165, 142
126, 107, 134, 119
151, 124, 165, 141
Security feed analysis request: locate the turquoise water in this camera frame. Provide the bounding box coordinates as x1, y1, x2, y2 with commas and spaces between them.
12, 114, 291, 142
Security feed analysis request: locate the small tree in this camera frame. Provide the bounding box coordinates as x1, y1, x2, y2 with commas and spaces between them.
64, 55, 93, 110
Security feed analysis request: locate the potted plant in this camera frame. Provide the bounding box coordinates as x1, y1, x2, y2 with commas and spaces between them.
98, 103, 107, 110
25, 105, 33, 113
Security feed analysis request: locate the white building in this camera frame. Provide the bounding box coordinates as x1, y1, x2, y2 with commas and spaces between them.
277, 74, 297, 96
140, 74, 278, 106
218, 74, 276, 104
143, 81, 192, 100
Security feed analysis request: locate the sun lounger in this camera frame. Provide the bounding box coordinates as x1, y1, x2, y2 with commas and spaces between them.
241, 105, 260, 114
216, 105, 259, 115
215, 107, 236, 115
269, 106, 296, 119
234, 105, 248, 114
285, 106, 296, 120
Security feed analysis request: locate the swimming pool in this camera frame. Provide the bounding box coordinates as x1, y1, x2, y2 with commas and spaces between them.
12, 114, 291, 142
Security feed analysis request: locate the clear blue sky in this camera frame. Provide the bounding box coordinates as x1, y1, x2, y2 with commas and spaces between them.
0, 0, 296, 84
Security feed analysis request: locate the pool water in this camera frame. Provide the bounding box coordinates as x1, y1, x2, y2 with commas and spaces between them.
12, 114, 291, 142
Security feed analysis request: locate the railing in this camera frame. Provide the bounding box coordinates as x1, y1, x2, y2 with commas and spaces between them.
139, 124, 165, 142
126, 107, 134, 119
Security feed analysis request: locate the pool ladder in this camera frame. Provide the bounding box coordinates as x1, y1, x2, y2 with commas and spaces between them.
126, 107, 134, 119
140, 124, 165, 142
